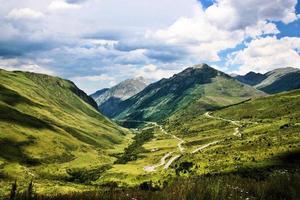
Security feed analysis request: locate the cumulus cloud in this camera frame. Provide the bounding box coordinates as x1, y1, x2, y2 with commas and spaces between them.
228, 37, 300, 74
150, 7, 279, 62
245, 21, 280, 38
134, 64, 180, 80
0, 0, 299, 92
6, 8, 44, 20
205, 0, 298, 30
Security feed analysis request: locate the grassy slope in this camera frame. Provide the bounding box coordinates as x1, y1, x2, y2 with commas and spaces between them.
168, 75, 264, 123
100, 90, 300, 188
165, 89, 300, 175
0, 69, 132, 195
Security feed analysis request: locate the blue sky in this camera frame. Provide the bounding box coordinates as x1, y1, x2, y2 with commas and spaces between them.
0, 0, 300, 93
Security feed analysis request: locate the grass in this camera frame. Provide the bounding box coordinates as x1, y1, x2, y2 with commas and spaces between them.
0, 69, 132, 197
114, 127, 154, 164
96, 124, 179, 187
7, 170, 300, 200
163, 90, 300, 176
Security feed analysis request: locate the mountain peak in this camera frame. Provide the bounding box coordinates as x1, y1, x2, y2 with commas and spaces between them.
174, 63, 226, 80
133, 76, 146, 81
119, 76, 150, 86
246, 71, 261, 76
192, 63, 210, 69
91, 76, 150, 117
190, 63, 219, 72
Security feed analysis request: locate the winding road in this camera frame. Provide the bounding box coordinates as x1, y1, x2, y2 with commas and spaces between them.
191, 140, 220, 154
142, 122, 186, 172
190, 112, 243, 156
118, 112, 242, 173
204, 112, 241, 127
164, 155, 181, 169
144, 152, 173, 172
114, 119, 186, 172
204, 112, 242, 137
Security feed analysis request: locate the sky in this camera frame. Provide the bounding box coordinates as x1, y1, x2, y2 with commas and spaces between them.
0, 0, 300, 94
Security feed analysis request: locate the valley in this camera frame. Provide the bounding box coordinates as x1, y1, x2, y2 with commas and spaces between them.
1, 66, 300, 199
97, 89, 300, 189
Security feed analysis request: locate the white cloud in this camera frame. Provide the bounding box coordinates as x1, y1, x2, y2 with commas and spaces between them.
228, 37, 300, 74
72, 74, 117, 94
73, 74, 115, 82
83, 39, 118, 47
48, 0, 81, 11
114, 49, 149, 64
7, 8, 44, 20
245, 21, 279, 38
150, 7, 279, 62
205, 0, 298, 30
134, 64, 180, 80
0, 58, 55, 75
151, 11, 242, 61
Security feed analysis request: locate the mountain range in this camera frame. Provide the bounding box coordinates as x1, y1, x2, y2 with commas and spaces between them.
113, 64, 264, 123
234, 67, 300, 94
88, 65, 299, 123
91, 77, 149, 117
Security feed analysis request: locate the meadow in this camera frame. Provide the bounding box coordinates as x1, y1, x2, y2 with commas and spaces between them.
1, 69, 300, 199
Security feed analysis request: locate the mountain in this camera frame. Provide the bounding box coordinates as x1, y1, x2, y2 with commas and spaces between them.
91, 77, 150, 117
0, 69, 131, 190
90, 88, 109, 99
235, 67, 300, 94
235, 71, 267, 86
114, 64, 265, 123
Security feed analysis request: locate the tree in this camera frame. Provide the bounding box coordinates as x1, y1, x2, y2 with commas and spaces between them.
26, 180, 34, 200
9, 180, 17, 200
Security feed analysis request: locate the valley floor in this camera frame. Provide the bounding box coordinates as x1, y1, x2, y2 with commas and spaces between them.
2, 90, 300, 199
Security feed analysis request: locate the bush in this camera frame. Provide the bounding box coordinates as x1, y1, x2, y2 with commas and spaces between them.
66, 165, 111, 184
115, 128, 154, 164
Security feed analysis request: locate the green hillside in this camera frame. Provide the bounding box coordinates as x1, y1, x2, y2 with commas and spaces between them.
0, 69, 132, 195
97, 89, 300, 195
164, 89, 300, 176
115, 64, 265, 123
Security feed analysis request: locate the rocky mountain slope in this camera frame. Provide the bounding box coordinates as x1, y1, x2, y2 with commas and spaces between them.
235, 67, 300, 94
91, 77, 149, 117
